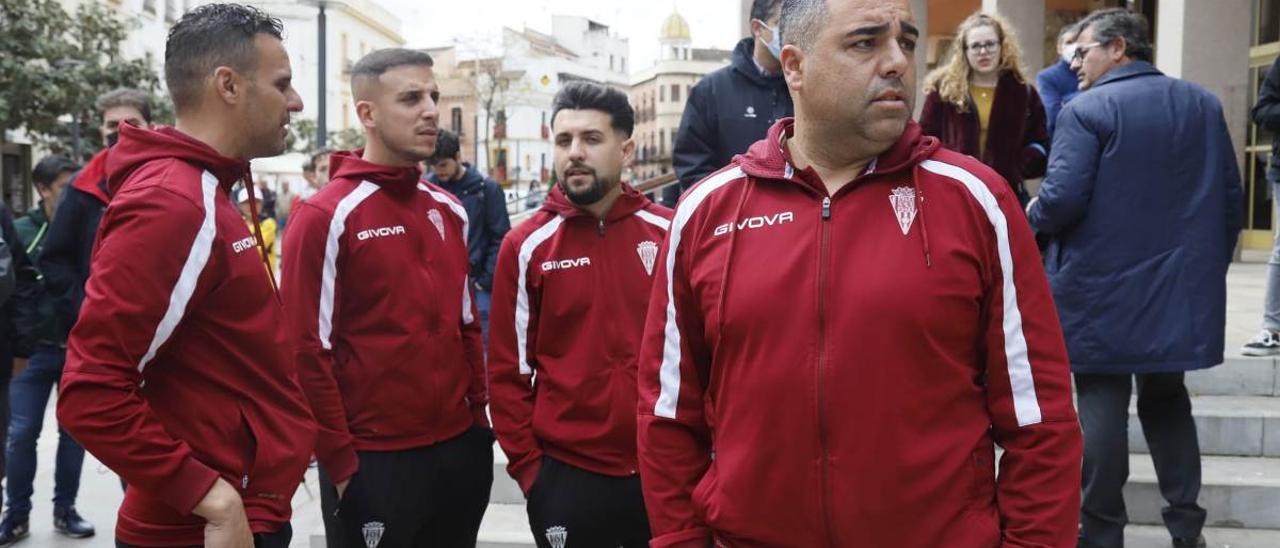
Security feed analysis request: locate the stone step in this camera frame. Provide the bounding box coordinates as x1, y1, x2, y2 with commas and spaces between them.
1127, 395, 1280, 457
1186, 357, 1279, 397
1124, 454, 1280, 529
1126, 525, 1280, 547
478, 503, 536, 548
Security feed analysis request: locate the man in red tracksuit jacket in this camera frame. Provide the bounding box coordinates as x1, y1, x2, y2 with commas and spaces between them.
282, 48, 492, 547
637, 1, 1083, 547
489, 81, 672, 548
57, 5, 317, 547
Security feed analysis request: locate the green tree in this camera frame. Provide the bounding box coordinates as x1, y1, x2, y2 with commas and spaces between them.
0, 0, 170, 161
288, 118, 365, 154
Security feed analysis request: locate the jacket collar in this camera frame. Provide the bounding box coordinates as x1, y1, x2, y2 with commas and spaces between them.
1092, 60, 1162, 89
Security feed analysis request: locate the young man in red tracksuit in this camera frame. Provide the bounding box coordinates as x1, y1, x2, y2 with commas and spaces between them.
636, 1, 1084, 547
282, 48, 492, 547
489, 81, 672, 548
56, 5, 317, 547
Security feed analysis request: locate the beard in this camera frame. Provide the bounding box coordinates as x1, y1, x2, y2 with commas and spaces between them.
558, 164, 618, 206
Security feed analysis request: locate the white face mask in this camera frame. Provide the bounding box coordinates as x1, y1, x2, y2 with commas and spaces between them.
759, 21, 782, 61
1062, 44, 1078, 64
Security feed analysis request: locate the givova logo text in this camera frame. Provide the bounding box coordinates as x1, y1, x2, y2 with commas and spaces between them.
357, 225, 406, 241
713, 211, 795, 236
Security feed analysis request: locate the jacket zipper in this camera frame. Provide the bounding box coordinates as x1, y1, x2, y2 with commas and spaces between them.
816, 195, 836, 547
598, 218, 606, 237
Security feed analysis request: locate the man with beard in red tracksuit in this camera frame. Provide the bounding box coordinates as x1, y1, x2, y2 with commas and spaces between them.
636, 1, 1084, 547
282, 48, 492, 548
489, 81, 672, 548
57, 4, 318, 547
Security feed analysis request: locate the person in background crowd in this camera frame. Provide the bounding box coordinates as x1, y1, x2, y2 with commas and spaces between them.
0, 201, 34, 547
0, 155, 95, 546
427, 129, 510, 346
39, 88, 151, 343
1027, 9, 1243, 548
57, 4, 318, 546
671, 0, 793, 206
490, 81, 671, 548
283, 48, 492, 547
920, 11, 1049, 206
237, 186, 278, 274
1241, 54, 1280, 356
1037, 22, 1082, 136
637, 0, 1082, 545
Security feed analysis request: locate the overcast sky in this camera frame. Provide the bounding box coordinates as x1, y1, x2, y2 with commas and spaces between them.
378, 0, 746, 72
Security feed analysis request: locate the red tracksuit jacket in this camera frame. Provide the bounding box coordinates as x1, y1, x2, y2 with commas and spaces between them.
489, 184, 672, 493
282, 151, 486, 485
638, 119, 1082, 547
57, 124, 317, 546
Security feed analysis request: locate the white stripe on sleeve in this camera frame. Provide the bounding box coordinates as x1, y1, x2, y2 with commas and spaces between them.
514, 216, 565, 375
919, 159, 1043, 427
653, 167, 743, 419
138, 171, 221, 372
318, 181, 380, 350
634, 209, 672, 231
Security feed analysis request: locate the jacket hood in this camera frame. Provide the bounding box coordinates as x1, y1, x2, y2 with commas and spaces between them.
730, 37, 787, 89
428, 163, 486, 195
737, 118, 941, 191
541, 181, 652, 221
73, 148, 112, 204
330, 150, 422, 191
106, 124, 249, 196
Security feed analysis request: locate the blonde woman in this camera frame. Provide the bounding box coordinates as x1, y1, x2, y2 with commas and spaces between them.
920, 12, 1049, 205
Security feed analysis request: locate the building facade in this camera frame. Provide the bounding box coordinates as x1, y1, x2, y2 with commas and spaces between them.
630, 11, 731, 182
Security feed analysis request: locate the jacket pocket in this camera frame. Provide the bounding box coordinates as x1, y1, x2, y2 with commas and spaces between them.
969, 445, 996, 506
237, 406, 258, 493
692, 460, 720, 523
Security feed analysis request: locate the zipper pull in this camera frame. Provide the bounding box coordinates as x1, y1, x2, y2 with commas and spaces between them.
241, 474, 250, 489
821, 196, 831, 220
598, 219, 606, 236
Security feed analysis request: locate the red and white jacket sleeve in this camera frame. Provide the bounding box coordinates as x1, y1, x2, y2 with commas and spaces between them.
637, 214, 715, 548
980, 184, 1083, 547
462, 269, 487, 428
57, 185, 221, 515
281, 202, 359, 484
487, 233, 542, 494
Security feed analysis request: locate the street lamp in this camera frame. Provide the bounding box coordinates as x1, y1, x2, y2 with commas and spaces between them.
300, 0, 331, 149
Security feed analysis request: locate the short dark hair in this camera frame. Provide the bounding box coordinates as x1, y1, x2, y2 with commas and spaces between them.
165, 3, 285, 113
309, 149, 332, 167
95, 88, 153, 122
32, 155, 78, 188
430, 130, 461, 163
1057, 22, 1080, 43
350, 48, 434, 95
780, 0, 829, 51
1077, 8, 1153, 63
551, 81, 635, 138
751, 0, 783, 23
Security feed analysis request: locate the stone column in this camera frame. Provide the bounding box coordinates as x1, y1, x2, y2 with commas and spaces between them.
1155, 0, 1251, 167
982, 0, 1046, 74
912, 0, 930, 118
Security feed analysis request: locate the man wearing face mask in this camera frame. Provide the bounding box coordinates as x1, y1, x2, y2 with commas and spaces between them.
671, 0, 793, 204
38, 89, 152, 341
489, 81, 671, 548
1036, 23, 1081, 136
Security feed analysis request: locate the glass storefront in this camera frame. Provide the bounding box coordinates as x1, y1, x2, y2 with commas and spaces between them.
1243, 0, 1280, 249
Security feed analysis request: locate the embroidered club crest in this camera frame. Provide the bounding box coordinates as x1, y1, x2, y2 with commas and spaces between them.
546, 526, 568, 548
362, 521, 385, 548
637, 240, 658, 276
889, 186, 917, 236
428, 209, 446, 240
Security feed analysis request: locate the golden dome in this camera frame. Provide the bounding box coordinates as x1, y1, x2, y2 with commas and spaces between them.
660, 11, 691, 42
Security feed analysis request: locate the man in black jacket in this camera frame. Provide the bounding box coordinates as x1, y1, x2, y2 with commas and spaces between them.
427, 129, 511, 345
670, 0, 792, 204
1242, 55, 1280, 357
39, 89, 151, 341
0, 201, 42, 546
